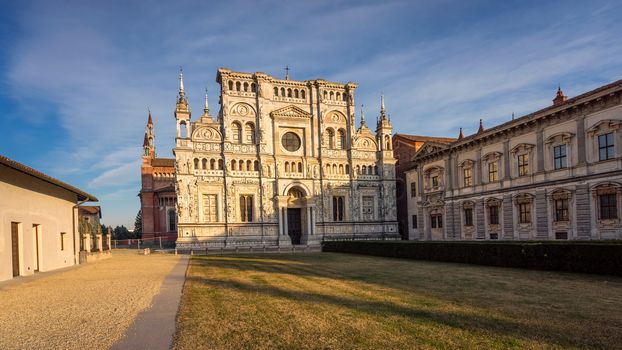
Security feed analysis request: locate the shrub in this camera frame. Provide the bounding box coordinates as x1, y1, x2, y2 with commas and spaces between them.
321, 241, 622, 276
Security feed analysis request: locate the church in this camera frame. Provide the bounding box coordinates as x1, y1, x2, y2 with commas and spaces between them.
142, 68, 399, 248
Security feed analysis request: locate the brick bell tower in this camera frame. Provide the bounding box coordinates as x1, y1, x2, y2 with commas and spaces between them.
141, 111, 156, 240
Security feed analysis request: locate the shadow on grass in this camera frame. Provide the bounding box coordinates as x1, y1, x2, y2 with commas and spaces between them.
186, 256, 612, 348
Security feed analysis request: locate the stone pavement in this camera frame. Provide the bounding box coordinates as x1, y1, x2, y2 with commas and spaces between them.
111, 255, 189, 350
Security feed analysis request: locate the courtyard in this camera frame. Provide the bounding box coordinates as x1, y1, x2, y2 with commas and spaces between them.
1, 250, 621, 349
174, 253, 622, 350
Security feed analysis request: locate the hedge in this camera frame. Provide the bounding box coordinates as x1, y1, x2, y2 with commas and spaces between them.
321, 240, 622, 276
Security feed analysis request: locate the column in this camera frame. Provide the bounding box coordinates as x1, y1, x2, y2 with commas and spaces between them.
307, 207, 312, 236
96, 234, 103, 252
503, 140, 511, 180
536, 127, 545, 173
576, 116, 586, 165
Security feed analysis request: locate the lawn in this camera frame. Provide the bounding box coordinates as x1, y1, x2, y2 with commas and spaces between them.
173, 253, 622, 349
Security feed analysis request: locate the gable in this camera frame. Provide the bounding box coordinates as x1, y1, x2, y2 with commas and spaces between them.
270, 105, 311, 119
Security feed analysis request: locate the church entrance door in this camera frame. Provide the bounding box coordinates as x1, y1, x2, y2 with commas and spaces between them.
287, 208, 302, 245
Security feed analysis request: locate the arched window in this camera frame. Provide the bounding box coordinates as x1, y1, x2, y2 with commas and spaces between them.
336, 92, 341, 101
231, 122, 242, 143
374, 165, 379, 175
245, 123, 255, 144
228, 81, 234, 90
384, 135, 391, 150
287, 88, 292, 97
285, 162, 290, 173
362, 165, 367, 174
301, 90, 306, 99
342, 93, 347, 101
337, 129, 345, 149
179, 121, 187, 138
251, 83, 256, 93
345, 164, 350, 174
326, 129, 335, 149
218, 159, 223, 170
202, 158, 207, 170
194, 158, 199, 170
231, 160, 237, 170
167, 209, 176, 232
294, 89, 299, 98
210, 159, 216, 170
243, 82, 249, 92
238, 160, 243, 171
325, 164, 330, 174
298, 162, 303, 173
246, 160, 252, 171
281, 87, 285, 96
323, 91, 328, 100
329, 91, 334, 100
235, 81, 241, 91
339, 164, 344, 174
332, 164, 337, 174
356, 165, 360, 174
274, 87, 279, 96
254, 160, 259, 171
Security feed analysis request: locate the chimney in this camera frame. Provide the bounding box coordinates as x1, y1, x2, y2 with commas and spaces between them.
553, 85, 568, 106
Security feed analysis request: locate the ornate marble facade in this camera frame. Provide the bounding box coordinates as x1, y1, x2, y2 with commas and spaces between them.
173, 68, 398, 248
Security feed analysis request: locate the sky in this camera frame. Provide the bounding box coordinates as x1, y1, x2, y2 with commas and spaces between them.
0, 0, 621, 228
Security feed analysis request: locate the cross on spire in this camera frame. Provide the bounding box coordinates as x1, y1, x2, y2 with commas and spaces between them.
284, 65, 290, 80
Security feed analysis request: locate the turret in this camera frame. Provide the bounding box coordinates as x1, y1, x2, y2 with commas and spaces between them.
553, 85, 568, 106
175, 67, 191, 139
376, 95, 393, 151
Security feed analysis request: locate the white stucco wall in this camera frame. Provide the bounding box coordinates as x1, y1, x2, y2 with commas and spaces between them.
0, 165, 79, 282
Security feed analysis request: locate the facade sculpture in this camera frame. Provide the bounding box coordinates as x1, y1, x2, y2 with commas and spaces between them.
171, 68, 398, 248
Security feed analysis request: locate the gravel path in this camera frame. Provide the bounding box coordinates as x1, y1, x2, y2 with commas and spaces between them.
0, 250, 180, 350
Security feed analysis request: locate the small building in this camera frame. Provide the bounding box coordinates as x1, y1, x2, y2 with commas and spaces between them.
0, 155, 98, 282
393, 134, 456, 238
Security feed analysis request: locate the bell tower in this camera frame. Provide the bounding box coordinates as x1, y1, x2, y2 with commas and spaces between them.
175, 67, 191, 140
143, 110, 155, 160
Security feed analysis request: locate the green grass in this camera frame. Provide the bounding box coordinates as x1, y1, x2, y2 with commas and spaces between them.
173, 253, 622, 349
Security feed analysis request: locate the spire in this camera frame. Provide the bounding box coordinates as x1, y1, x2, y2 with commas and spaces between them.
285, 65, 290, 80
380, 94, 385, 116
147, 108, 153, 126
179, 66, 185, 97
203, 88, 209, 114
553, 84, 567, 106
360, 104, 366, 127
478, 119, 485, 133
458, 127, 464, 140
143, 133, 149, 147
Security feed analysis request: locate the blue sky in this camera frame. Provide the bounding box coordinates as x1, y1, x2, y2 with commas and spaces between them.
1, 0, 621, 228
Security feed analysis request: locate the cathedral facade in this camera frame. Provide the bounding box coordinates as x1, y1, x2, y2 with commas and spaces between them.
172, 68, 398, 248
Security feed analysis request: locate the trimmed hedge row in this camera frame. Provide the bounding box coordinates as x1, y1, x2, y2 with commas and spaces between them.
321, 241, 622, 276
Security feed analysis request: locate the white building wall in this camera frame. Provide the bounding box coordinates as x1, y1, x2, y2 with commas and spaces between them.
0, 165, 78, 282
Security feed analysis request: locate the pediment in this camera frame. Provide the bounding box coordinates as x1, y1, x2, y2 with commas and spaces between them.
412, 141, 449, 160
270, 105, 311, 119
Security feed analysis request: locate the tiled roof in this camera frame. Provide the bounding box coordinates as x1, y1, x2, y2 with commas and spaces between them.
0, 154, 98, 202
151, 158, 175, 167
394, 133, 456, 144
79, 205, 102, 218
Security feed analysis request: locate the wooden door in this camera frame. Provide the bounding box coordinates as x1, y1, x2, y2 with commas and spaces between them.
11, 222, 20, 277
287, 208, 302, 245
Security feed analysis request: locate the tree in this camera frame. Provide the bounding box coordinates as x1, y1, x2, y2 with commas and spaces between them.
113, 225, 131, 240
134, 210, 143, 238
